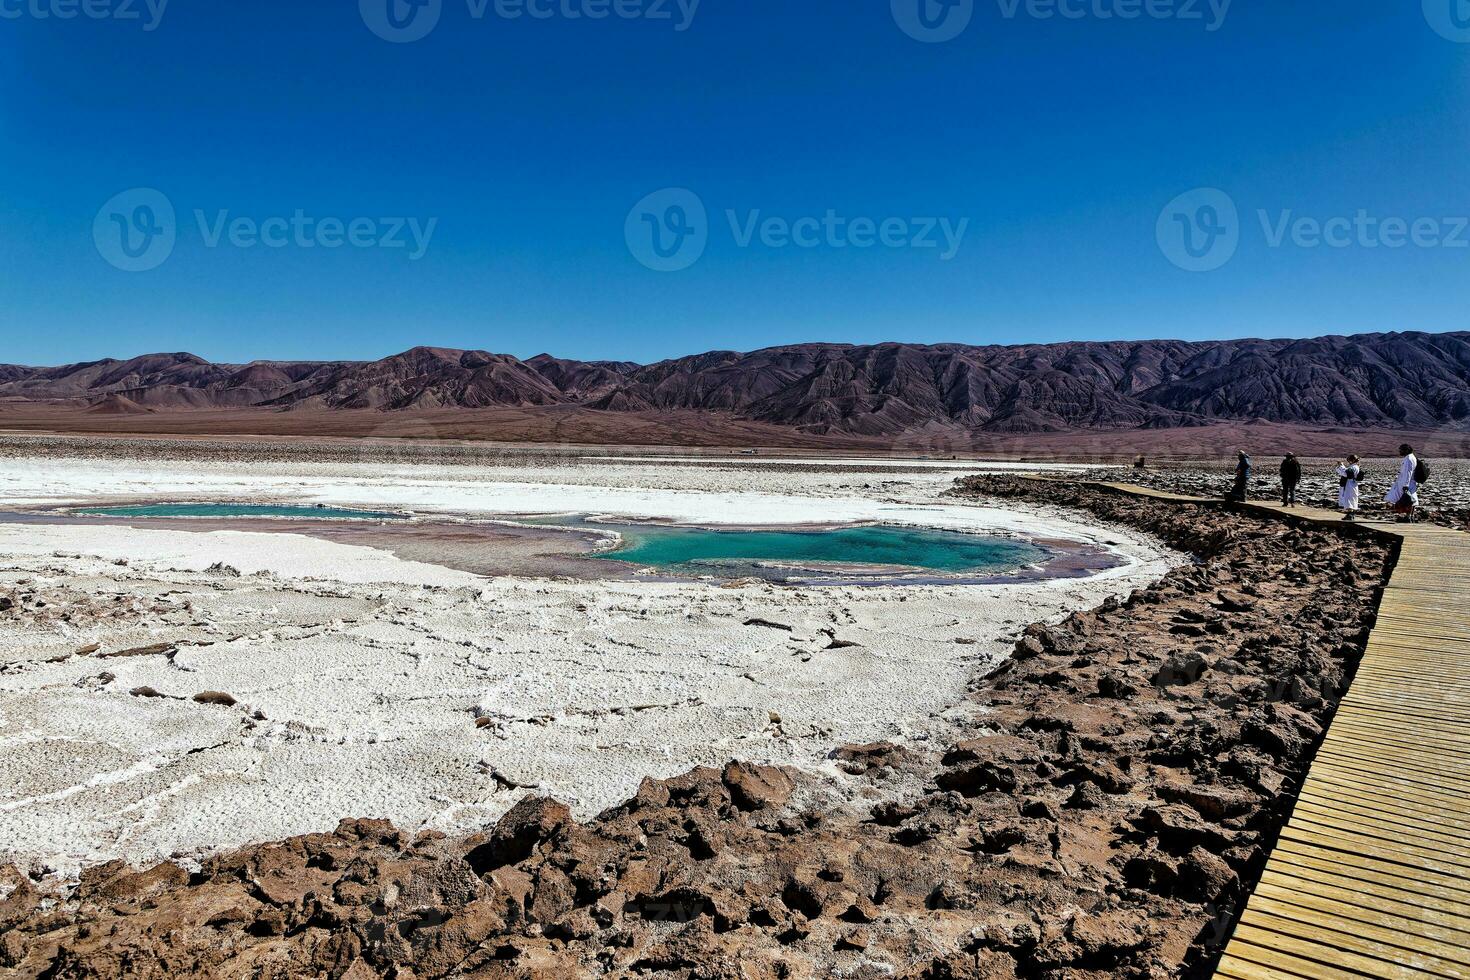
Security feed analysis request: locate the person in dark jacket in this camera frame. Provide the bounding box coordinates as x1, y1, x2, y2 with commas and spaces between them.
1230, 451, 1252, 502
1280, 453, 1302, 507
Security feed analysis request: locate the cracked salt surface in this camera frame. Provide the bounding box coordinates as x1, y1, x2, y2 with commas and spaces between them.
0, 455, 1177, 878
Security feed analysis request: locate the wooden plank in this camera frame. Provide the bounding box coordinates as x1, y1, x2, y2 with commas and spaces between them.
1334, 683, 1470, 714
1246, 893, 1470, 967
1246, 887, 1470, 963
1361, 629, 1470, 648
1238, 908, 1470, 977
1356, 640, 1470, 660
1319, 725, 1470, 760
1357, 641, 1470, 661
1291, 799, 1470, 851
1328, 705, 1470, 735
1283, 819, 1470, 878
1282, 824, 1470, 882
1308, 750, 1470, 797
1370, 617, 1470, 631
1314, 737, 1470, 776
1258, 875, 1470, 940
1318, 723, 1470, 761
1211, 965, 1267, 980
1215, 949, 1364, 980
1364, 637, 1470, 653
1345, 660, 1470, 683
1263, 864, 1470, 932
1317, 711, 1470, 747
1295, 787, 1470, 839
1327, 711, 1470, 740
1295, 779, 1470, 840
1350, 666, 1470, 690
1341, 669, 1470, 695
1270, 843, 1470, 915
1320, 727, 1470, 759
1228, 922, 1450, 979
1311, 758, 1470, 805
1311, 747, 1470, 794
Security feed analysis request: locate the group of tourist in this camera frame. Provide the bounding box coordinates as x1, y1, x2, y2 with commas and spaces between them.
1231, 445, 1427, 523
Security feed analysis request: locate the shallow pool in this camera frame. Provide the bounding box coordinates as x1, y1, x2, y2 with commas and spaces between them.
589, 524, 1047, 578
62, 505, 1064, 584
74, 503, 409, 521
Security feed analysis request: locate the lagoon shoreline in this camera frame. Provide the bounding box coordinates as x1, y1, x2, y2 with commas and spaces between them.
0, 472, 1396, 978
0, 446, 1169, 886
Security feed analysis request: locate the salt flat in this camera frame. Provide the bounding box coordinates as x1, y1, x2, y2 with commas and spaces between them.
0, 452, 1176, 878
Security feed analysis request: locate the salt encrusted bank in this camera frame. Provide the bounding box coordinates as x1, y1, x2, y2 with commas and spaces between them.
0, 447, 1175, 878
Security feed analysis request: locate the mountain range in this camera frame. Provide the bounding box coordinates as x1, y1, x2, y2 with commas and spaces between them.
3, 331, 1468, 435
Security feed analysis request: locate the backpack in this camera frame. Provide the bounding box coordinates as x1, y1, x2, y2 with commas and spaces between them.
1414, 458, 1430, 484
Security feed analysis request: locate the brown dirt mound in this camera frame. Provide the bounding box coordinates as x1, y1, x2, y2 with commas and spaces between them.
83, 394, 154, 415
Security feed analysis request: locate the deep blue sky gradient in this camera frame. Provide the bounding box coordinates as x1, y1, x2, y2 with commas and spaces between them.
2, 0, 1467, 365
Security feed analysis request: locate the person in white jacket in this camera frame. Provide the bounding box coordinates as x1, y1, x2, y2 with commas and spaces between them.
1337, 455, 1362, 520
1385, 443, 1419, 522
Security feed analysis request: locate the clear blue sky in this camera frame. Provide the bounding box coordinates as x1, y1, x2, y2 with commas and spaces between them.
2, 0, 1467, 366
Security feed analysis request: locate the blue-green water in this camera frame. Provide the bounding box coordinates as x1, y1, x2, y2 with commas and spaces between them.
590, 524, 1046, 577
65, 504, 1057, 584
74, 503, 408, 521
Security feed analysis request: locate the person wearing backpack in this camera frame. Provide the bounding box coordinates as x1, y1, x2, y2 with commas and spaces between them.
1385, 443, 1424, 522
1337, 455, 1362, 521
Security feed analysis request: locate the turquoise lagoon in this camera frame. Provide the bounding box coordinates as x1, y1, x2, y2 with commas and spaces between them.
588, 523, 1048, 578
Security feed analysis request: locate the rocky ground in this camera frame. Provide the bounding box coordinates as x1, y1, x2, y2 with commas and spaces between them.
0, 479, 1397, 980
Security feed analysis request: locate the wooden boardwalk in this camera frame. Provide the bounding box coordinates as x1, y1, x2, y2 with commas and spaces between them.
1094, 484, 1470, 979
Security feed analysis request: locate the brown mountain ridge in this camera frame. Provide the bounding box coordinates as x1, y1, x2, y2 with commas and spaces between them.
3, 331, 1468, 435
